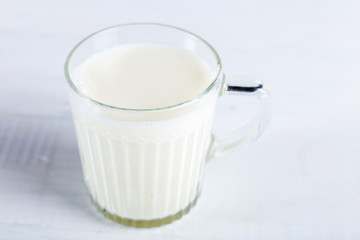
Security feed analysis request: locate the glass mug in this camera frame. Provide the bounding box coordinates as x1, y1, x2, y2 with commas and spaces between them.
64, 23, 271, 227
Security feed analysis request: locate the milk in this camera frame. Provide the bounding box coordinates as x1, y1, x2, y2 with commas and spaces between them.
70, 44, 218, 222
75, 44, 212, 109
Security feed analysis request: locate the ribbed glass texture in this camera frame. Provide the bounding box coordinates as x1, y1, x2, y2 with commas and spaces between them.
69, 88, 218, 226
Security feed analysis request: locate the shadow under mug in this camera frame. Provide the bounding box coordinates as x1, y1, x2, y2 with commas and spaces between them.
64, 23, 271, 227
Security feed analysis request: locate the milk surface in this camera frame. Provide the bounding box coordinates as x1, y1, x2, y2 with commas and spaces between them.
76, 44, 212, 109
71, 44, 217, 220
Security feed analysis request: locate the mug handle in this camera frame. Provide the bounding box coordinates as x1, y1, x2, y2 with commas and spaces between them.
207, 75, 271, 159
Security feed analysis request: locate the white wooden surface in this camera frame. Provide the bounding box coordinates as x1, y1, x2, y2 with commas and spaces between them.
1, 0, 360, 239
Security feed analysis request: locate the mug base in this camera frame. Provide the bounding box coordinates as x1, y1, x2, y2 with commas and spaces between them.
89, 192, 201, 227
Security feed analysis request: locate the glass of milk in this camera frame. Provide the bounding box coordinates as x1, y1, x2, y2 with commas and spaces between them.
64, 23, 271, 227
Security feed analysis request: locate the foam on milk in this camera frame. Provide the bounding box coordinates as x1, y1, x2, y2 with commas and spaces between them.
71, 44, 218, 220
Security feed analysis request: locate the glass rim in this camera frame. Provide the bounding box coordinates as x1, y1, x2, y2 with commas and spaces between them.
64, 22, 222, 112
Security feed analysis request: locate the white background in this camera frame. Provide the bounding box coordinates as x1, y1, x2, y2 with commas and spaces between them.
1, 0, 360, 239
